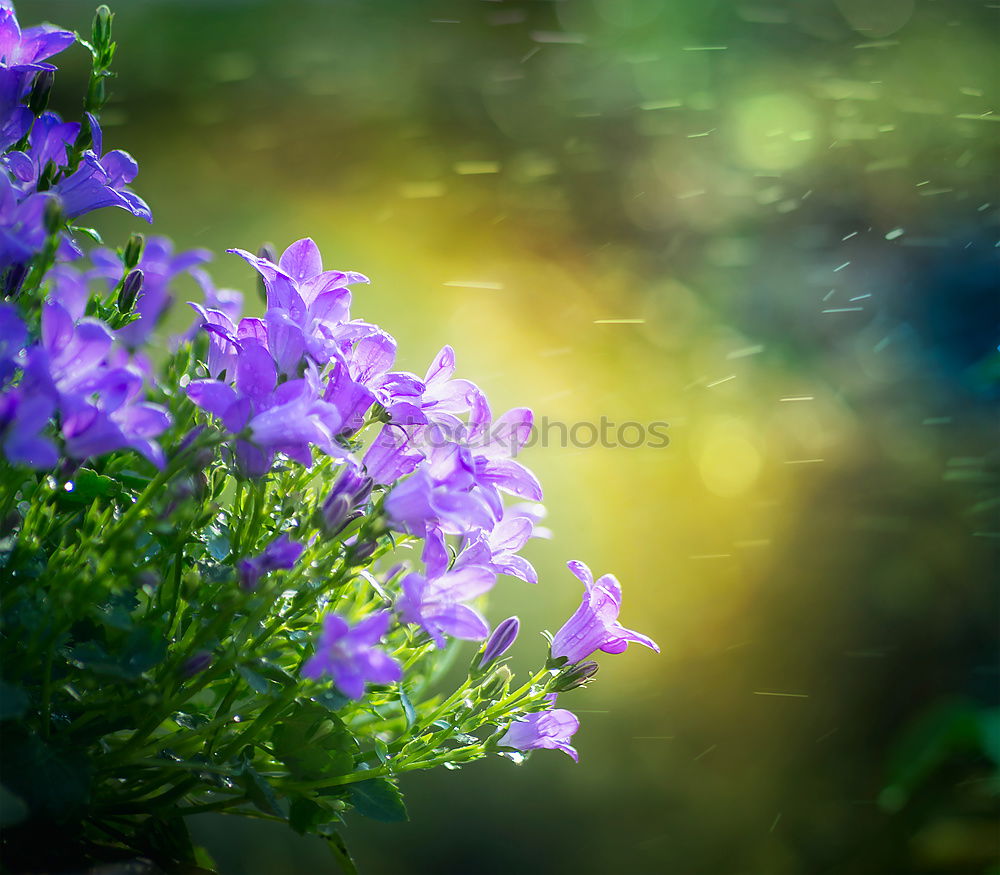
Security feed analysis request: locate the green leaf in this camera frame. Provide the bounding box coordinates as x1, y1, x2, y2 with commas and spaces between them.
0, 734, 91, 820
238, 665, 276, 696
0, 681, 28, 722
69, 225, 103, 244
313, 688, 351, 713
326, 830, 359, 875
67, 625, 166, 681
347, 778, 408, 823
272, 703, 357, 781
60, 468, 118, 504
289, 796, 328, 835
205, 528, 231, 562
239, 762, 283, 817
399, 688, 417, 729
136, 815, 197, 869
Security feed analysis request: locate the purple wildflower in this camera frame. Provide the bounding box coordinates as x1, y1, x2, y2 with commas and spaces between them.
228, 237, 368, 369
396, 530, 496, 647
460, 506, 543, 583
0, 301, 25, 384
362, 424, 423, 485
50, 115, 151, 223
301, 610, 402, 699
185, 341, 347, 477
384, 441, 495, 537
500, 699, 580, 762
238, 533, 304, 590
550, 561, 660, 664
0, 5, 75, 73
0, 388, 56, 468
0, 175, 51, 269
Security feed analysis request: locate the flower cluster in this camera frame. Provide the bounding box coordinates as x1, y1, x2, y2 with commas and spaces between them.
0, 4, 659, 871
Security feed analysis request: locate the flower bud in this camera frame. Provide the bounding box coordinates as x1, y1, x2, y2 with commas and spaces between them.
92, 6, 113, 50
123, 233, 145, 269
181, 650, 213, 678
28, 70, 54, 116
479, 664, 513, 700
550, 660, 599, 692
2, 263, 28, 297
346, 537, 377, 565
319, 466, 373, 535
117, 269, 143, 313
477, 616, 519, 669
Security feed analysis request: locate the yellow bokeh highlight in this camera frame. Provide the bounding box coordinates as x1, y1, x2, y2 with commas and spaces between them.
697, 417, 763, 498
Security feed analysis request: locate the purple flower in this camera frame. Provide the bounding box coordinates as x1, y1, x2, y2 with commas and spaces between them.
361, 424, 423, 485
17, 301, 170, 466
228, 238, 368, 369
238, 533, 304, 590
500, 701, 580, 762
52, 115, 151, 224
418, 345, 482, 427
0, 301, 25, 384
478, 616, 519, 668
301, 610, 402, 699
396, 529, 496, 647
461, 506, 543, 584
3, 110, 78, 190
550, 561, 660, 664
0, 388, 56, 468
186, 341, 347, 477
0, 5, 75, 73
384, 442, 495, 536
0, 175, 51, 269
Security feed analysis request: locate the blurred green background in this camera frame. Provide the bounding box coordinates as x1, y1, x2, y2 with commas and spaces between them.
21, 0, 1000, 872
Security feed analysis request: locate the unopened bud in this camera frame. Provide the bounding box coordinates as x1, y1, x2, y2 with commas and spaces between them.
123, 232, 145, 269
319, 466, 374, 535
2, 263, 28, 297
92, 6, 113, 50
28, 69, 54, 116
477, 616, 520, 670
181, 650, 213, 678
117, 269, 143, 312
550, 660, 599, 693
479, 664, 513, 700
347, 537, 377, 565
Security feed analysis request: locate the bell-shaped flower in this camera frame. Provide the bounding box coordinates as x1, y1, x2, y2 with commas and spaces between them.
238, 533, 304, 590
500, 698, 580, 761
0, 5, 74, 73
396, 529, 496, 647
53, 116, 151, 224
550, 561, 660, 664
302, 610, 402, 699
